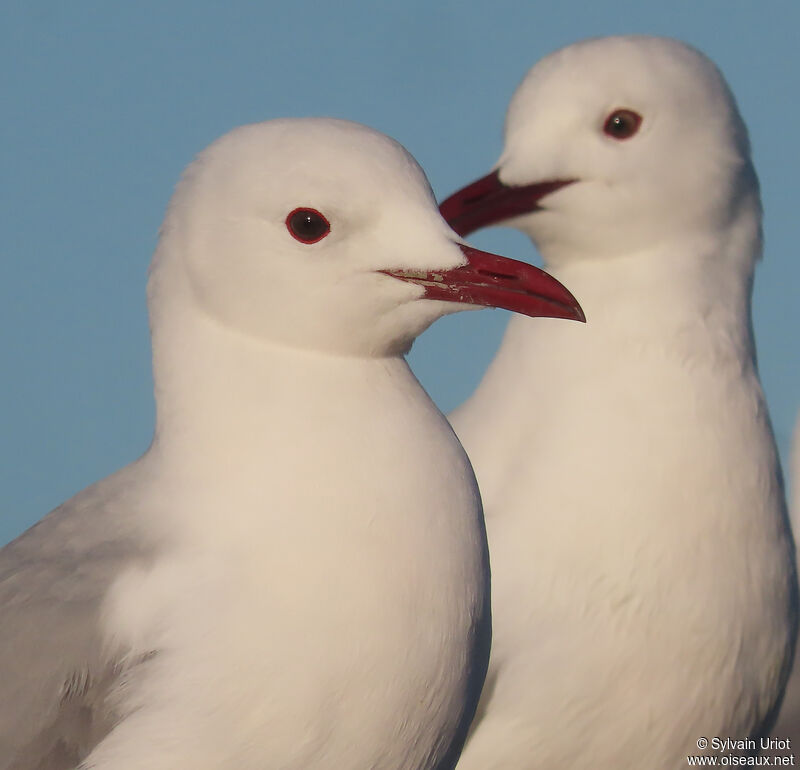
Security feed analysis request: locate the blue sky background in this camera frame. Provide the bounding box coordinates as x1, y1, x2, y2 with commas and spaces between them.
1, 0, 798, 545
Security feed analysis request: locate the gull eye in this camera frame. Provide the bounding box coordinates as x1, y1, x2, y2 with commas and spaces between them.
286, 207, 331, 244
602, 109, 642, 140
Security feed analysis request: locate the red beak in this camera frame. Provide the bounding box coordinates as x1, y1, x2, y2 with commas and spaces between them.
439, 170, 574, 237
383, 244, 585, 322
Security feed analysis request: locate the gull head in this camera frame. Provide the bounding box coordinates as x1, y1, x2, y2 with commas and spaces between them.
150, 118, 583, 358
441, 36, 761, 267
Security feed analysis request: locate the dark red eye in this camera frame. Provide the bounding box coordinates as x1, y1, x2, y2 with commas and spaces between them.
602, 109, 642, 140
286, 207, 331, 244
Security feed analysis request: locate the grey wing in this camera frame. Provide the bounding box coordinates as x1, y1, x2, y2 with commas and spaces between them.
0, 471, 157, 769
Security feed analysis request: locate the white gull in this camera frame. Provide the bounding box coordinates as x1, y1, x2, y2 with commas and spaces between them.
440, 35, 798, 769
0, 117, 583, 770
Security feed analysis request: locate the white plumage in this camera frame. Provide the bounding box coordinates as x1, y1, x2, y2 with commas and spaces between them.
0, 118, 584, 769
440, 36, 798, 769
